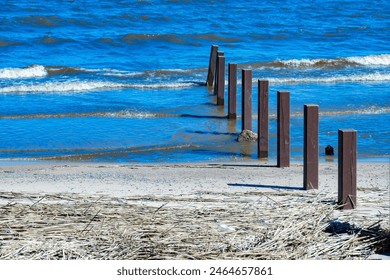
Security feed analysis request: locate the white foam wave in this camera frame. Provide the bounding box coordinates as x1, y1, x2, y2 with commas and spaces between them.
105, 110, 158, 119
263, 72, 390, 84
275, 54, 390, 68
321, 106, 390, 116
101, 69, 144, 77
0, 81, 126, 93
0, 80, 198, 94
0, 65, 48, 79
101, 68, 191, 78
277, 58, 320, 67
131, 82, 198, 89
346, 54, 390, 66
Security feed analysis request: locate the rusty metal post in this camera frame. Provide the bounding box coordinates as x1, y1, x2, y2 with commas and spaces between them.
206, 45, 218, 87
217, 55, 225, 106
228, 63, 237, 119
277, 91, 290, 168
304, 104, 319, 190
258, 80, 269, 158
241, 69, 252, 131
338, 129, 357, 209
213, 52, 224, 96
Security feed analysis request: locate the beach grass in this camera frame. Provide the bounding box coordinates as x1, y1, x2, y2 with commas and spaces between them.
0, 188, 388, 260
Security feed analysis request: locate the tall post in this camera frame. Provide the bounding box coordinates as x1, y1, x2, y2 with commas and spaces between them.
258, 80, 269, 158
213, 51, 224, 96
217, 55, 225, 106
338, 129, 357, 209
241, 69, 252, 131
304, 104, 319, 190
228, 63, 237, 119
206, 45, 218, 88
277, 91, 290, 168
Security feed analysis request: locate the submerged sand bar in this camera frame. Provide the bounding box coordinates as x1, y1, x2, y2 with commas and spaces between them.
0, 161, 389, 259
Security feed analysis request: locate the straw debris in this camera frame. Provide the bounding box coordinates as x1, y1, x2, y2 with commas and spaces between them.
0, 191, 388, 260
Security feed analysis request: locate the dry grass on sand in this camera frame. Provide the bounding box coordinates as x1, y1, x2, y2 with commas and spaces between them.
0, 190, 389, 260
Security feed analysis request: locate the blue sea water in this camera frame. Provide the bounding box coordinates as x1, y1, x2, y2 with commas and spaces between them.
0, 0, 389, 163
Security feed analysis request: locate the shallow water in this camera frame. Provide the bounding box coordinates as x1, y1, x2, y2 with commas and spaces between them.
0, 0, 389, 163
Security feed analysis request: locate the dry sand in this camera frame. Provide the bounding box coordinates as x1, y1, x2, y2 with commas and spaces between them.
0, 160, 389, 259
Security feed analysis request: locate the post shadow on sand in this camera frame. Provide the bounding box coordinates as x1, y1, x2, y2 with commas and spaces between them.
208, 163, 277, 168
228, 183, 304, 191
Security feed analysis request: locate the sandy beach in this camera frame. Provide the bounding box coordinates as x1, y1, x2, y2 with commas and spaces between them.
0, 160, 389, 259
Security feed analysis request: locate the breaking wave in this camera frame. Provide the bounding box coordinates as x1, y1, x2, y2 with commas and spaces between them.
0, 110, 163, 120
0, 65, 48, 79
265, 54, 390, 69
0, 80, 201, 94
263, 72, 390, 84
0, 65, 203, 80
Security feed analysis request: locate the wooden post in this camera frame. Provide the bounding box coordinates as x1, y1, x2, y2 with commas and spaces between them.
258, 80, 269, 158
213, 51, 224, 96
206, 45, 218, 87
304, 104, 319, 190
277, 91, 290, 168
241, 69, 252, 131
228, 63, 237, 119
338, 129, 357, 209
217, 55, 225, 106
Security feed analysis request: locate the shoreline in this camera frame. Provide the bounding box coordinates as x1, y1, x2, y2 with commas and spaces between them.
0, 154, 388, 166
1, 159, 389, 196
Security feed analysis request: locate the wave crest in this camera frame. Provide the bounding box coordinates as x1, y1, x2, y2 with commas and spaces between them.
0, 65, 47, 79
264, 73, 390, 84
0, 80, 201, 94
266, 54, 390, 69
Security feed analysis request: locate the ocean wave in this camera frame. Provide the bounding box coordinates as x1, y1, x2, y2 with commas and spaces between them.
120, 33, 193, 46
0, 80, 201, 94
14, 15, 62, 27
101, 68, 194, 78
0, 65, 47, 79
0, 110, 165, 120
46, 66, 93, 76
321, 106, 390, 116
100, 69, 145, 77
0, 38, 22, 47
3, 106, 389, 121
347, 54, 390, 66
263, 72, 390, 84
287, 106, 390, 117
0, 65, 200, 80
262, 54, 390, 69
131, 82, 203, 89
0, 81, 125, 93
188, 34, 240, 43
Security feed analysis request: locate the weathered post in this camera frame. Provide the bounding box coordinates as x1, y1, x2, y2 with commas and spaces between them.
338, 129, 357, 209
258, 80, 269, 158
304, 104, 319, 190
228, 63, 237, 119
242, 69, 252, 131
213, 51, 224, 96
277, 91, 290, 168
217, 55, 225, 106
206, 45, 218, 88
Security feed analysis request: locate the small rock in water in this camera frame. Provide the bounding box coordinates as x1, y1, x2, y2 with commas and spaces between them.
325, 145, 334, 156
237, 129, 258, 142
